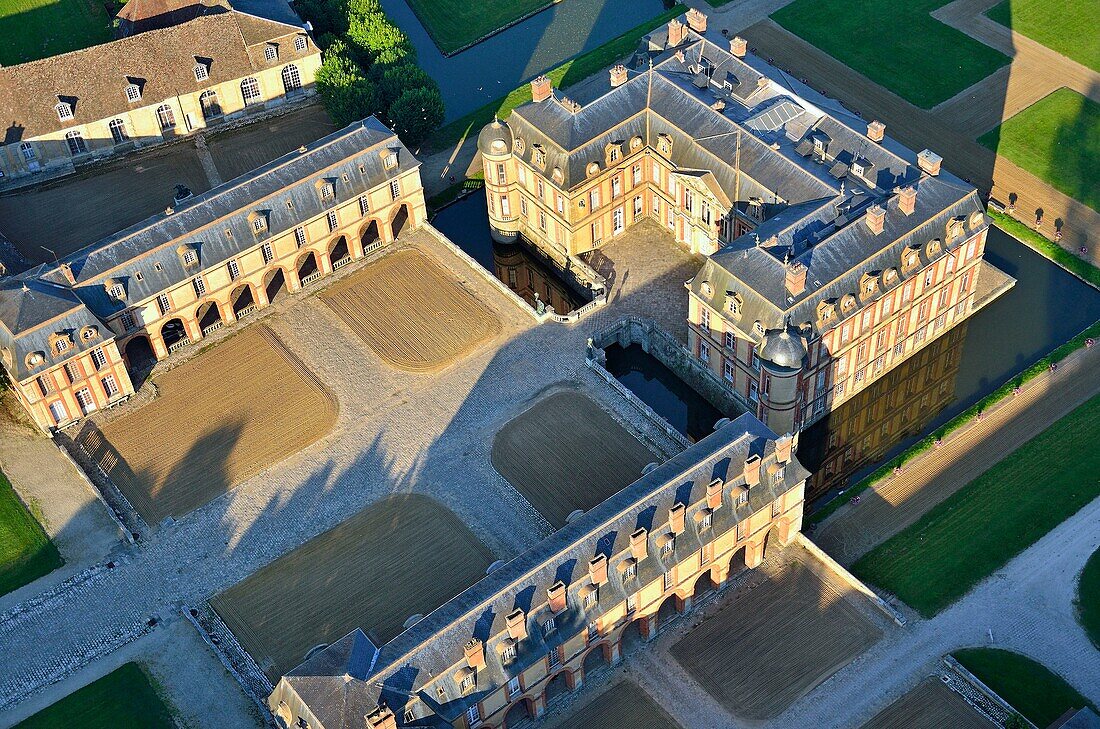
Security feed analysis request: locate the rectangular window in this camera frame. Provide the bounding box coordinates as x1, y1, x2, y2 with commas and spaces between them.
699, 339, 710, 363
262, 242, 274, 263
319, 182, 335, 203
327, 211, 338, 232
520, 197, 528, 218
518, 166, 526, 185
508, 677, 521, 696
583, 589, 598, 609
502, 644, 517, 665
725, 331, 735, 349
496, 163, 506, 185
227, 259, 240, 281
466, 705, 480, 725
738, 490, 748, 506
102, 375, 119, 397
700, 307, 710, 331
662, 538, 674, 556
555, 194, 564, 215
961, 271, 971, 291
294, 227, 307, 248
537, 179, 545, 199
736, 521, 746, 540
500, 196, 510, 217
389, 179, 400, 200
548, 648, 560, 669
543, 617, 556, 636
751, 350, 760, 370
539, 211, 547, 232
663, 571, 674, 591
90, 348, 107, 371
724, 359, 734, 382
700, 512, 712, 531
749, 381, 759, 401
627, 595, 636, 612
64, 362, 81, 384
623, 561, 637, 579
157, 293, 171, 315
76, 388, 95, 414
589, 189, 600, 209
193, 276, 206, 297
460, 674, 475, 694
611, 176, 621, 198
49, 400, 68, 425
37, 375, 53, 397
120, 310, 136, 331
632, 165, 641, 186
613, 207, 624, 234
633, 195, 642, 218
358, 195, 369, 217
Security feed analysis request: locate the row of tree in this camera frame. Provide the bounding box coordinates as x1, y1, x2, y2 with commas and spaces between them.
298, 0, 444, 147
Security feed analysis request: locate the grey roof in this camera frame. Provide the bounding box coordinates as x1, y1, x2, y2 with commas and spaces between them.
274, 413, 809, 729
759, 323, 808, 369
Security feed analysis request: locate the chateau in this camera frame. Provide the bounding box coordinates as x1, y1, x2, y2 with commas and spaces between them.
0, 117, 426, 432
269, 415, 807, 729
478, 10, 1012, 438
0, 7, 321, 184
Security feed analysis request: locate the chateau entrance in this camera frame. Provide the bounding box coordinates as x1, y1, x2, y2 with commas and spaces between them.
264, 268, 288, 303
390, 204, 409, 240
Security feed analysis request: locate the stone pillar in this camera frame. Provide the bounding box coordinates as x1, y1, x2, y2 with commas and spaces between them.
745, 540, 765, 569
221, 300, 237, 324
609, 640, 622, 665
288, 269, 304, 293
532, 694, 547, 719
640, 617, 654, 641
183, 317, 201, 343
680, 595, 693, 614
254, 282, 270, 308
319, 249, 334, 275
150, 333, 168, 360
567, 670, 580, 691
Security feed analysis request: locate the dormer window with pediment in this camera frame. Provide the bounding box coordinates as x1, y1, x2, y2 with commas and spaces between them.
382, 149, 398, 170
248, 210, 269, 235
968, 210, 984, 230
178, 244, 200, 269
106, 278, 126, 301
884, 268, 898, 286
726, 291, 743, 317
753, 321, 765, 337
817, 299, 836, 322
513, 137, 525, 154
316, 178, 336, 205
606, 142, 622, 165
194, 60, 209, 82
79, 326, 98, 342
859, 272, 879, 300
901, 244, 922, 274
264, 44, 278, 62
657, 134, 672, 156
924, 237, 942, 259
552, 167, 564, 185
49, 333, 73, 356
840, 294, 857, 314
947, 216, 965, 242
125, 83, 141, 103
700, 281, 712, 296
532, 144, 546, 168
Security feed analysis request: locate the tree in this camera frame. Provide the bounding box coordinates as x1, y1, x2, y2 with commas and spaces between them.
314, 47, 379, 127
375, 62, 436, 110
346, 11, 412, 64
387, 86, 444, 148
1003, 714, 1027, 729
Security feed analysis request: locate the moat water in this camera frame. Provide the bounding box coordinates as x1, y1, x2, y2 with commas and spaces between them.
434, 195, 1100, 503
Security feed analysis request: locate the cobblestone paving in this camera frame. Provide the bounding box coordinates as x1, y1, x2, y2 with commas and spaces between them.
0, 222, 689, 719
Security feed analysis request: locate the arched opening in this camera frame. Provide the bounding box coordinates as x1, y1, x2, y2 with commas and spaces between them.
582, 643, 611, 680
281, 64, 302, 94
196, 301, 223, 335
503, 698, 533, 728
297, 251, 320, 284
728, 545, 747, 579
543, 671, 571, 707
360, 220, 380, 251
231, 285, 256, 318
124, 335, 156, 387
161, 318, 187, 352
618, 617, 646, 658
329, 236, 350, 269
655, 594, 679, 631
390, 204, 410, 240
693, 571, 716, 600
264, 268, 288, 304
199, 90, 222, 120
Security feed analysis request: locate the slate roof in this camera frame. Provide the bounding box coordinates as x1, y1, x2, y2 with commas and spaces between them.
116, 0, 230, 32
274, 414, 809, 729
0, 10, 313, 145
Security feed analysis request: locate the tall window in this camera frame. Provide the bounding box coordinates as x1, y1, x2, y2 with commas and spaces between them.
281, 64, 301, 93
389, 179, 400, 200
261, 242, 274, 263
241, 77, 262, 106
264, 45, 278, 61
358, 195, 369, 217
327, 210, 338, 231
613, 207, 624, 234
156, 104, 175, 131
157, 293, 171, 315
199, 90, 221, 120
102, 375, 120, 397
76, 388, 96, 414
108, 118, 128, 144
121, 311, 136, 331
20, 142, 35, 162
90, 348, 107, 370
49, 401, 68, 425
294, 227, 307, 248
65, 130, 86, 156
193, 276, 206, 297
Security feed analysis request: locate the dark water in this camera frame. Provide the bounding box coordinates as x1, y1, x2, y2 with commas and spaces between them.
604, 343, 724, 442
431, 193, 593, 314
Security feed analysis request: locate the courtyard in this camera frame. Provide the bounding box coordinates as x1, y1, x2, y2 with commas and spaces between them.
209, 493, 494, 681
76, 325, 337, 525
543, 680, 681, 729
860, 677, 994, 729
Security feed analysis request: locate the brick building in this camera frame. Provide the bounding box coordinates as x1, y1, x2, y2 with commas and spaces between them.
0, 117, 426, 432
269, 413, 808, 729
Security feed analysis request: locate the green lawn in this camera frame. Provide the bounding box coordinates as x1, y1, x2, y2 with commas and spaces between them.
852, 392, 1100, 617
952, 649, 1096, 728
1078, 548, 1100, 649
15, 662, 175, 729
979, 88, 1100, 212
772, 0, 1009, 108
0, 0, 114, 66
427, 6, 686, 151
0, 469, 62, 598
987, 0, 1099, 72
407, 0, 550, 55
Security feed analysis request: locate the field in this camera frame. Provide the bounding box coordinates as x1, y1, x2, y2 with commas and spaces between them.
14, 662, 174, 729
78, 326, 336, 524
0, 469, 62, 598
406, 0, 548, 55
1079, 548, 1100, 648
550, 681, 681, 729
987, 0, 1099, 72
952, 648, 1097, 727
852, 393, 1100, 617
0, 0, 113, 66
771, 0, 1009, 108
491, 390, 658, 528
322, 248, 501, 372
670, 550, 883, 720
211, 494, 493, 680
978, 88, 1099, 212
860, 678, 994, 729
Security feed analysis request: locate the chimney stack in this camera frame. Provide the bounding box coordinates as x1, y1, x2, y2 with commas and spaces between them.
775, 434, 793, 464
898, 185, 917, 216
59, 262, 76, 286
506, 608, 527, 641
463, 639, 485, 671
547, 581, 567, 613
706, 479, 723, 510
917, 149, 942, 176
865, 204, 886, 235
729, 36, 747, 57
866, 120, 885, 143
785, 260, 807, 297
669, 502, 686, 535
588, 554, 608, 585
667, 18, 685, 47
530, 75, 552, 103
685, 8, 707, 34
609, 64, 628, 88
559, 97, 581, 114
744, 454, 761, 486
367, 706, 398, 729
629, 528, 648, 560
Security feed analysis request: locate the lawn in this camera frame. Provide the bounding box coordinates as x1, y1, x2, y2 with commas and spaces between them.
14, 662, 174, 729
952, 648, 1096, 728
0, 468, 62, 598
1078, 548, 1100, 649
852, 392, 1100, 617
407, 0, 549, 55
771, 0, 1009, 108
0, 0, 114, 66
987, 0, 1099, 72
979, 88, 1099, 212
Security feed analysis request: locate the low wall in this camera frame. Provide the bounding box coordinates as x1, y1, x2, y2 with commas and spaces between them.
795, 533, 905, 626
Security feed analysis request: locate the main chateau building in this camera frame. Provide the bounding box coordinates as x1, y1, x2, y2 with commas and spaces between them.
479, 10, 1011, 438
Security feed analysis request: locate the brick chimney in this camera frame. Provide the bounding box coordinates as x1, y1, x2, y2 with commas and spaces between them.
866, 120, 885, 143
897, 185, 917, 216
785, 260, 807, 297
609, 64, 628, 88
630, 528, 648, 560
917, 149, 942, 176
464, 638, 485, 670
669, 502, 686, 534
706, 479, 723, 509
367, 705, 397, 729
865, 204, 886, 235
59, 262, 76, 286
547, 581, 567, 613
744, 454, 761, 486
729, 36, 747, 57
667, 18, 685, 47
559, 97, 581, 114
506, 608, 527, 641
775, 434, 793, 463
588, 554, 608, 585
685, 8, 707, 33
531, 75, 552, 103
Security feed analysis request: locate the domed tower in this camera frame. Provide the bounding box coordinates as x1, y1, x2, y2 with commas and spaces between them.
477, 117, 518, 244
756, 320, 808, 434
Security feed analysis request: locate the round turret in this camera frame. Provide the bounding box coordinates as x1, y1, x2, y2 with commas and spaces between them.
477, 117, 513, 157
758, 322, 808, 370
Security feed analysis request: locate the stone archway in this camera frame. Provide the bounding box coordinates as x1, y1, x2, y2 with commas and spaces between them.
196, 301, 223, 335
329, 235, 351, 269
582, 642, 611, 680
503, 697, 534, 728
231, 284, 256, 319
390, 204, 410, 240
264, 267, 289, 304
124, 335, 155, 369
618, 617, 646, 657
692, 570, 716, 600
360, 219, 380, 251
161, 317, 188, 352
297, 251, 320, 284
543, 671, 571, 707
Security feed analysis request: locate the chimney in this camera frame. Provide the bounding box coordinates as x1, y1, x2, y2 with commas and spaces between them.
897, 185, 917, 216
667, 18, 685, 47
785, 260, 807, 297
559, 97, 581, 114
866, 120, 885, 143
609, 64, 628, 88
367, 705, 398, 729
530, 75, 552, 103
547, 581, 567, 613
58, 262, 76, 286
588, 554, 608, 585
464, 638, 485, 671
506, 608, 527, 641
629, 528, 648, 560
685, 8, 707, 33
775, 434, 793, 464
744, 454, 761, 487
917, 149, 942, 176
865, 204, 886, 235
707, 479, 723, 510
729, 36, 747, 58
669, 502, 686, 535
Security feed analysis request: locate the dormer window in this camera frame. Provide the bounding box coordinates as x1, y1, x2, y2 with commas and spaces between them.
459, 672, 475, 694
383, 151, 398, 170
813, 137, 825, 155
108, 282, 126, 300
773, 467, 784, 485
850, 161, 864, 178
840, 294, 857, 313
317, 179, 335, 204
54, 338, 69, 354
125, 84, 141, 102
294, 35, 307, 52
542, 617, 556, 635
501, 643, 517, 665
264, 45, 278, 61
179, 245, 199, 269
947, 217, 965, 241
249, 211, 268, 234
194, 63, 209, 82
56, 102, 73, 121
532, 145, 546, 167
700, 281, 712, 296
727, 292, 743, 316
753, 321, 765, 337
586, 161, 600, 177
